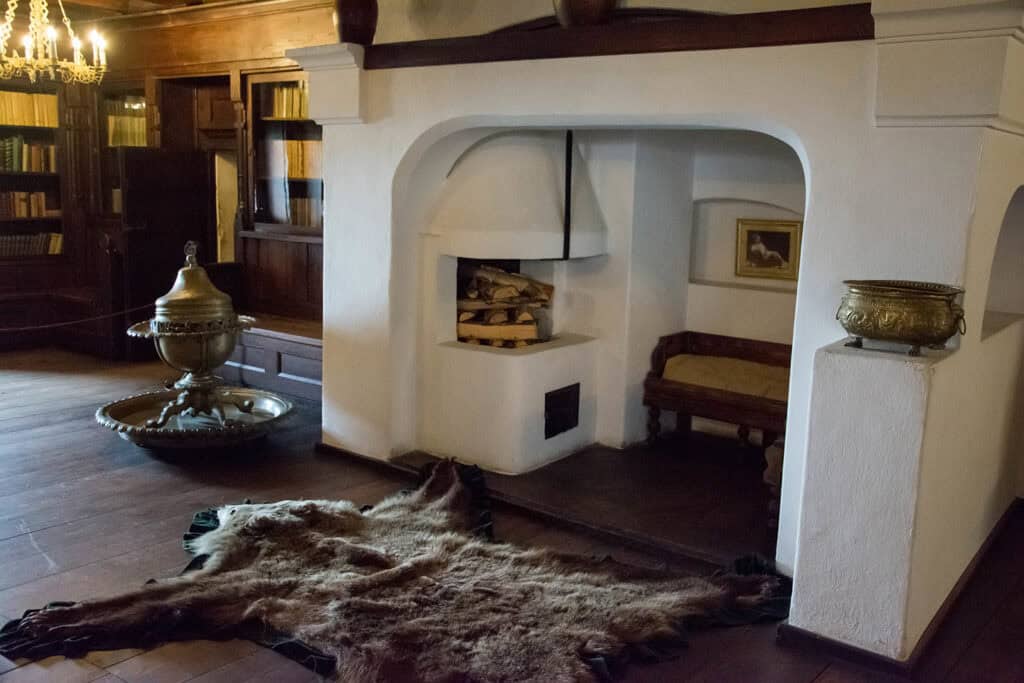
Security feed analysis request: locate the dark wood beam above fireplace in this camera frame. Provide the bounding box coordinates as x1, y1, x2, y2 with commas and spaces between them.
363, 4, 874, 71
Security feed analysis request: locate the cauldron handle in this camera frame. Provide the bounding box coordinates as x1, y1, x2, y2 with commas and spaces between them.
127, 321, 153, 338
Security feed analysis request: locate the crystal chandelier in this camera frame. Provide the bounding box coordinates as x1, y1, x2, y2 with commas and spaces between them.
0, 0, 106, 84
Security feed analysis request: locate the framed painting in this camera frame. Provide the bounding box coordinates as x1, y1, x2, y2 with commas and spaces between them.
735, 219, 802, 281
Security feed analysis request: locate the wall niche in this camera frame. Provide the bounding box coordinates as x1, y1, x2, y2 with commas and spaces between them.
983, 186, 1024, 338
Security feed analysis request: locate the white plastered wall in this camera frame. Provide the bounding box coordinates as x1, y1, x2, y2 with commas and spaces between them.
303, 37, 969, 574
687, 130, 804, 344
413, 130, 694, 457
984, 187, 1024, 320
292, 0, 1024, 657
904, 129, 1024, 653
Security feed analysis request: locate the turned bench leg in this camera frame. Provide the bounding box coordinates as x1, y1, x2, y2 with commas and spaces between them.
761, 430, 778, 471
646, 406, 661, 446
763, 435, 785, 529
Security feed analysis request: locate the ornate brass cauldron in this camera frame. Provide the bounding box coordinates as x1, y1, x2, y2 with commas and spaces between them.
126, 243, 255, 427
836, 280, 965, 356
128, 245, 253, 390
97, 243, 292, 447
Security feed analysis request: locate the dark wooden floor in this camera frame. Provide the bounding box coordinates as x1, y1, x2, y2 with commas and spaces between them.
398, 434, 776, 566
1, 349, 1022, 682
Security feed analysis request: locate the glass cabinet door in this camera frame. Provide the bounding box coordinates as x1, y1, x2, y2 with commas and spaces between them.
104, 95, 147, 148
100, 92, 147, 216
248, 74, 323, 233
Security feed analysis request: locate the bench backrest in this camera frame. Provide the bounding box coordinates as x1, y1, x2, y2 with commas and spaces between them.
649, 330, 792, 379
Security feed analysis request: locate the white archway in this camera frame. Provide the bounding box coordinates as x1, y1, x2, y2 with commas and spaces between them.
982, 186, 1024, 338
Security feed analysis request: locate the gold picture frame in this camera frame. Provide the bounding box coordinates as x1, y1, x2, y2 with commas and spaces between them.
735, 218, 802, 281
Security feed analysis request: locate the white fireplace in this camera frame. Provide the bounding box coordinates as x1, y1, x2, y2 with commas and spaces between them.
291, 0, 1024, 664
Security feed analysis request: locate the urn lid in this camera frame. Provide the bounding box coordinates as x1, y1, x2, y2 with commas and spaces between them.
154, 242, 235, 324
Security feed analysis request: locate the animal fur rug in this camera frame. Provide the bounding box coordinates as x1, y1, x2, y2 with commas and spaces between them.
0, 461, 789, 682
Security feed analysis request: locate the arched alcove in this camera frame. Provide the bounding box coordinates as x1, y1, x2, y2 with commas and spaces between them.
687, 130, 806, 346
983, 187, 1024, 338
390, 122, 807, 564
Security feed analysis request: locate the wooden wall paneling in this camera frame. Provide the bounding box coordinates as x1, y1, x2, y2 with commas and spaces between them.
145, 74, 161, 148
97, 0, 336, 81
231, 68, 247, 247
242, 235, 263, 310
60, 83, 102, 285
0, 294, 53, 351
221, 325, 323, 400
237, 234, 322, 319
195, 82, 234, 131
286, 240, 308, 307
307, 242, 322, 308
158, 79, 197, 150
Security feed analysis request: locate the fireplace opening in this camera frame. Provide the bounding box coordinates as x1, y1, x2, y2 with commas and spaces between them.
456, 257, 554, 347
545, 383, 580, 439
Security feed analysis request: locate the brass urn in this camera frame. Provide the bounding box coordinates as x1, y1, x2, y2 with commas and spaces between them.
836, 280, 965, 356
127, 242, 255, 427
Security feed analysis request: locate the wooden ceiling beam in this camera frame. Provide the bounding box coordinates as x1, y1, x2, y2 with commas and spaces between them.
62, 0, 167, 15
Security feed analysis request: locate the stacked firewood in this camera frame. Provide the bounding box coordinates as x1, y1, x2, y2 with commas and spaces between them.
457, 264, 553, 347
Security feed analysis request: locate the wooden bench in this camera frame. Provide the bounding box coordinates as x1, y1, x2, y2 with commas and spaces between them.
642, 331, 791, 448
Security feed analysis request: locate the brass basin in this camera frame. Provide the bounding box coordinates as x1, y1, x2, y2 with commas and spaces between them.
836, 280, 965, 356
97, 387, 293, 448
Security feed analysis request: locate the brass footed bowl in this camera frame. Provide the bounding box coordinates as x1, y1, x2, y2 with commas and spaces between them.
837, 280, 965, 355
127, 316, 255, 376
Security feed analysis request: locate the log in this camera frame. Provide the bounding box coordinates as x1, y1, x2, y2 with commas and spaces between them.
458, 265, 554, 300
480, 284, 520, 301
457, 299, 543, 311
486, 310, 509, 324
515, 308, 535, 323
456, 321, 539, 341
458, 311, 477, 322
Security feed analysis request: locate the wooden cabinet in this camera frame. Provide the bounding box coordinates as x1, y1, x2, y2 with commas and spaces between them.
239, 70, 323, 321
196, 85, 235, 132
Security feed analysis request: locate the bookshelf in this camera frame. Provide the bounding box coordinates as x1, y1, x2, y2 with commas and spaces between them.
240, 70, 323, 321
247, 72, 323, 235
0, 86, 63, 259
100, 92, 148, 216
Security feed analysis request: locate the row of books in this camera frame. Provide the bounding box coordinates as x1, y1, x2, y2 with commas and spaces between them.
0, 91, 59, 128
0, 232, 62, 256
0, 136, 57, 173
261, 139, 322, 179
0, 191, 61, 219
267, 84, 309, 120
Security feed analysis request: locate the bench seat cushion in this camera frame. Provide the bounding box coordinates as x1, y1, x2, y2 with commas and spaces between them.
662, 354, 789, 403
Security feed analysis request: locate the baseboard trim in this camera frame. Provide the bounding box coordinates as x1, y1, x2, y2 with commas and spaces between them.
776, 623, 913, 675
778, 497, 1022, 674
314, 442, 420, 477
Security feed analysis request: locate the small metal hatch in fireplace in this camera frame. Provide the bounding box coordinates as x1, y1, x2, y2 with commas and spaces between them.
545, 383, 580, 439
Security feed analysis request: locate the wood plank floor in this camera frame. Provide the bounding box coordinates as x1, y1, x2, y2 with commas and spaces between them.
397, 434, 777, 566
1, 349, 1022, 682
